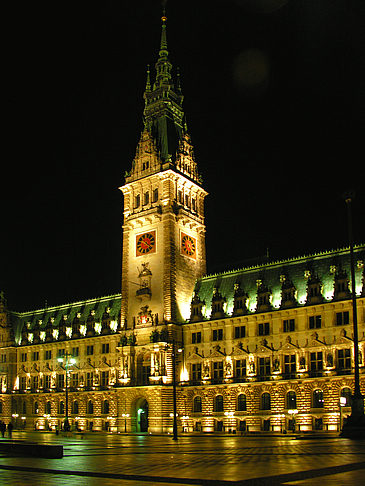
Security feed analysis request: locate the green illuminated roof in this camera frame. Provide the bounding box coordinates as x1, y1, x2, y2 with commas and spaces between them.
10, 294, 121, 344
194, 245, 365, 318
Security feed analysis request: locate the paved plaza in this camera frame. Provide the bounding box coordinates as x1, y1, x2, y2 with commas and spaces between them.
0, 432, 364, 485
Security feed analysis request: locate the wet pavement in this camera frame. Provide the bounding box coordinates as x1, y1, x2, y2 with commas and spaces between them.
0, 431, 364, 485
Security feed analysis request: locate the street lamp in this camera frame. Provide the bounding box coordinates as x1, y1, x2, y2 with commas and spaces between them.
171, 339, 178, 440
122, 413, 129, 433
57, 353, 76, 432
341, 193, 365, 437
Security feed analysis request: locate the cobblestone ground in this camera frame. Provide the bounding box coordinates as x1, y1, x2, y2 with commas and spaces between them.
0, 432, 364, 485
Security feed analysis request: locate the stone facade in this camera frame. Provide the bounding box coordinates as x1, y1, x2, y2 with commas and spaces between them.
1, 14, 364, 435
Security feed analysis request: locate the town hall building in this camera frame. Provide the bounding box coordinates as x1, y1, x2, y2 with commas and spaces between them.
1, 13, 364, 435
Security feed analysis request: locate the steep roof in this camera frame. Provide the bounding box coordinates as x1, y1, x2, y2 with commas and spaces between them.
194, 245, 365, 317
10, 294, 121, 344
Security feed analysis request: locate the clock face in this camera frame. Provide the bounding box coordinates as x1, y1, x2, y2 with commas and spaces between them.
181, 232, 196, 259
136, 231, 156, 256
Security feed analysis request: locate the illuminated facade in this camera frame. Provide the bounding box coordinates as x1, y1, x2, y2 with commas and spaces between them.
1, 15, 365, 435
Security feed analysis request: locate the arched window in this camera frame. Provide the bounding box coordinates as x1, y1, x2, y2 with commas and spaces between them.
72, 401, 79, 414
341, 387, 352, 406
102, 400, 109, 414
261, 392, 271, 410
193, 396, 202, 413
286, 391, 297, 409
214, 394, 224, 412
237, 393, 247, 411
59, 401, 64, 415
88, 400, 94, 415
46, 401, 51, 415
312, 389, 324, 408
34, 401, 39, 414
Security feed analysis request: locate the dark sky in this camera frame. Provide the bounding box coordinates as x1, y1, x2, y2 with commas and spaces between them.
2, 0, 364, 312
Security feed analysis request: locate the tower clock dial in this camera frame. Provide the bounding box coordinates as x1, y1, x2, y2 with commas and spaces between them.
181, 232, 196, 259
136, 231, 156, 256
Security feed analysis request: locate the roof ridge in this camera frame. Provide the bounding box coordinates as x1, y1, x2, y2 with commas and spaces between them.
202, 244, 365, 280
11, 293, 122, 317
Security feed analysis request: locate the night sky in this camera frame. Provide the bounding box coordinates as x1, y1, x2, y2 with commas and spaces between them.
2, 0, 364, 312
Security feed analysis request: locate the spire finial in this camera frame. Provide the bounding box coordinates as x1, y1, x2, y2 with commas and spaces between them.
145, 64, 151, 92
159, 8, 168, 56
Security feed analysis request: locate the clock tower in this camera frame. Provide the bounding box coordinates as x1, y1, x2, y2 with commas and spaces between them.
119, 14, 207, 330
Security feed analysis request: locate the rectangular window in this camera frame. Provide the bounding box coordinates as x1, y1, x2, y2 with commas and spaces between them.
284, 354, 296, 374
234, 326, 246, 339
336, 311, 350, 326
258, 322, 270, 336
20, 376, 27, 390
192, 198, 196, 211
32, 351, 39, 361
102, 343, 110, 354
71, 373, 79, 388
283, 319, 295, 333
213, 361, 224, 379
44, 375, 51, 389
58, 349, 65, 357
57, 374, 65, 389
337, 348, 351, 369
72, 347, 79, 357
309, 315, 322, 329
191, 363, 202, 381
135, 194, 140, 208
86, 345, 94, 356
258, 357, 271, 376
44, 350, 52, 360
86, 372, 93, 387
0, 354, 6, 363
235, 359, 246, 378
31, 375, 39, 389
152, 188, 158, 203
142, 366, 150, 385
212, 329, 223, 341
310, 352, 323, 371
192, 332, 202, 344
21, 353, 27, 362
101, 370, 109, 387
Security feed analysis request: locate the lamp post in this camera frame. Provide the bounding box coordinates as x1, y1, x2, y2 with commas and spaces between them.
57, 352, 76, 432
171, 339, 178, 441
122, 413, 129, 433
341, 193, 365, 437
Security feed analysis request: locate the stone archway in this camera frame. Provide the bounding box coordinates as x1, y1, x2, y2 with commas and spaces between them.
133, 397, 149, 432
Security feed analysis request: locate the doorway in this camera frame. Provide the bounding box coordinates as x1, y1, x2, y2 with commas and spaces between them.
135, 398, 149, 432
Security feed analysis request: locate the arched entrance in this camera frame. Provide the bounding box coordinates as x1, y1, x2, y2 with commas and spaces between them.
134, 398, 149, 432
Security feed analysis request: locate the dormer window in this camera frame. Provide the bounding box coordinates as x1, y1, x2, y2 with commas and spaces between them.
256, 281, 272, 313
232, 283, 248, 316
210, 287, 226, 319
333, 269, 351, 301
190, 292, 205, 322
306, 274, 323, 305
280, 276, 297, 309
